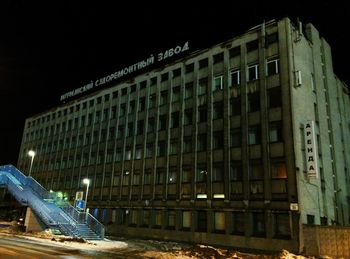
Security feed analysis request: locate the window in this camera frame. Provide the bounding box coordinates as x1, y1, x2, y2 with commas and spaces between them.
127, 123, 133, 137
137, 120, 144, 135
184, 109, 193, 125
149, 94, 156, 108
246, 39, 259, 52
158, 115, 167, 131
182, 167, 192, 183
230, 98, 241, 116
117, 126, 124, 139
135, 145, 142, 160
247, 64, 259, 81
183, 137, 192, 153
168, 169, 177, 183
197, 211, 207, 232
196, 165, 207, 182
185, 82, 193, 99
150, 76, 157, 86
213, 102, 223, 120
146, 143, 154, 158
271, 162, 287, 179
154, 210, 163, 228
213, 52, 224, 63
155, 168, 164, 184
170, 140, 178, 155
229, 46, 240, 58
253, 213, 266, 237
248, 126, 261, 145
214, 212, 225, 233
199, 58, 208, 69
147, 117, 155, 133
167, 211, 176, 229
160, 91, 168, 106
198, 78, 207, 95
232, 212, 245, 235
230, 162, 242, 181
250, 160, 263, 179
157, 141, 166, 157
139, 97, 146, 112
213, 131, 224, 150
121, 88, 127, 96
144, 170, 151, 184
129, 100, 135, 114
197, 134, 207, 152
130, 84, 136, 93
266, 59, 279, 76
230, 128, 241, 147
269, 122, 283, 142
267, 32, 278, 44
125, 148, 132, 160
172, 87, 180, 102
275, 214, 291, 239
161, 72, 169, 82
230, 70, 240, 86
140, 80, 147, 89
182, 211, 191, 230
213, 75, 223, 91
248, 92, 260, 112
307, 214, 315, 225
268, 87, 282, 108
133, 172, 140, 185
198, 106, 207, 123
112, 91, 118, 99
185, 63, 194, 73
173, 68, 181, 78
119, 104, 126, 116
212, 163, 224, 182
141, 210, 150, 227
171, 112, 179, 128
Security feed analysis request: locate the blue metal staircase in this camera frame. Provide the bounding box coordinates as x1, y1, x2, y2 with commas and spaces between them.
0, 165, 104, 240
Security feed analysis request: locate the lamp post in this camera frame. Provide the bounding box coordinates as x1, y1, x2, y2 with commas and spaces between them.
83, 178, 90, 213
28, 150, 36, 177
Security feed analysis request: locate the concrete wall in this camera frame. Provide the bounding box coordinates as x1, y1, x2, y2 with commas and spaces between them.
24, 207, 46, 232
303, 224, 350, 257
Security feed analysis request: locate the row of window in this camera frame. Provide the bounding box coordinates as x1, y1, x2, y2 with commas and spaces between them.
25, 86, 282, 142
95, 208, 290, 239
27, 56, 279, 130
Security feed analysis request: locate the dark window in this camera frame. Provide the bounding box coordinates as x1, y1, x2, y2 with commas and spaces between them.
213, 52, 224, 63
140, 80, 147, 89
231, 70, 240, 86
198, 106, 207, 123
199, 58, 208, 69
139, 97, 146, 111
213, 131, 224, 149
183, 137, 192, 153
155, 168, 164, 184
158, 115, 167, 131
266, 59, 279, 76
149, 94, 156, 108
172, 86, 180, 102
230, 162, 242, 181
307, 214, 315, 225
157, 141, 166, 157
173, 68, 181, 78
129, 100, 135, 114
147, 117, 155, 133
232, 212, 245, 235
130, 84, 136, 93
185, 63, 194, 73
121, 88, 127, 96
160, 91, 168, 106
150, 77, 157, 86
246, 39, 259, 52
137, 120, 144, 135
253, 213, 266, 237
197, 211, 207, 232
212, 163, 224, 182
184, 108, 193, 125
185, 82, 193, 99
230, 98, 241, 116
248, 92, 260, 112
248, 64, 259, 81
171, 112, 179, 128
213, 102, 223, 120
161, 73, 169, 82
197, 134, 207, 152
198, 78, 208, 95
229, 46, 240, 58
112, 91, 118, 99
250, 160, 264, 179
230, 128, 241, 147
275, 214, 291, 239
267, 32, 278, 44
268, 87, 282, 108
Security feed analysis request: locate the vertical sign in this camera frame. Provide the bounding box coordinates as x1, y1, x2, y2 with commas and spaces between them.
304, 120, 318, 179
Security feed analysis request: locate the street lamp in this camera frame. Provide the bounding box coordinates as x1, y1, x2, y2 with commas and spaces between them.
83, 178, 90, 212
28, 150, 36, 177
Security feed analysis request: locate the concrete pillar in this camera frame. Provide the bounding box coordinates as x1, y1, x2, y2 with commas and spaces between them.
24, 207, 46, 232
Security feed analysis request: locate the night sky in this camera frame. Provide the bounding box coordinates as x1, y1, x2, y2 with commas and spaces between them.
0, 1, 349, 165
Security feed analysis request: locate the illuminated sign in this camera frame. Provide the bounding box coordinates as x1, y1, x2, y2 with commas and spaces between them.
304, 120, 318, 179
60, 41, 190, 101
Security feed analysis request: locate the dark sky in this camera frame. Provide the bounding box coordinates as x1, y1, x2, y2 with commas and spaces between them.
0, 1, 349, 165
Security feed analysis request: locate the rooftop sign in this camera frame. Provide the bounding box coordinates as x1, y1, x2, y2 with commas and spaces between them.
60, 42, 189, 101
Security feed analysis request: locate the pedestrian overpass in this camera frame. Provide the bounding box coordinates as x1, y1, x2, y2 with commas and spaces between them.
0, 165, 104, 240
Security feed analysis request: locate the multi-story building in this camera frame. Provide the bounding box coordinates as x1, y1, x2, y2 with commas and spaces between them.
16, 17, 350, 252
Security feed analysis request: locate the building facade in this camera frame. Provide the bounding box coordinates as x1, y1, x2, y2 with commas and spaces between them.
16, 18, 350, 252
